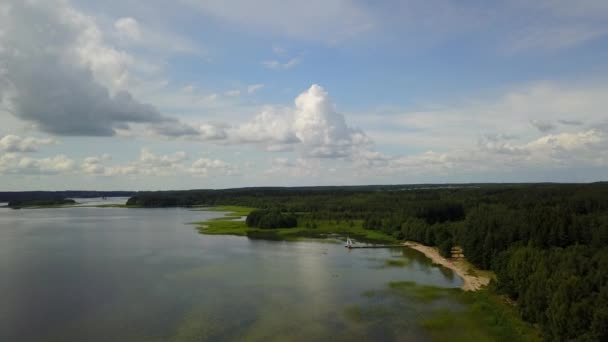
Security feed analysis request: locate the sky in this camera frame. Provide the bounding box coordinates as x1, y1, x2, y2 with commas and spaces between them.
1, 0, 608, 190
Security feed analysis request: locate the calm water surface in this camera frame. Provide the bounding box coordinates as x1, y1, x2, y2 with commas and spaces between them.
0, 204, 462, 341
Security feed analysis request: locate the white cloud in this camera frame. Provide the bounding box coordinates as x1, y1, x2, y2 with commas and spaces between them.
188, 158, 238, 176
247, 84, 264, 94
80, 149, 236, 178
292, 84, 371, 157
114, 17, 142, 41
0, 153, 74, 175
233, 106, 299, 147
112, 16, 200, 55
232, 84, 372, 158
363, 81, 608, 151
0, 135, 57, 152
262, 58, 300, 70
0, 0, 173, 136
360, 128, 608, 179
224, 89, 240, 97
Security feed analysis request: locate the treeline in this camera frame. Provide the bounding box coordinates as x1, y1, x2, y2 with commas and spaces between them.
0, 191, 135, 203
7, 198, 76, 208
245, 209, 297, 229
127, 183, 608, 340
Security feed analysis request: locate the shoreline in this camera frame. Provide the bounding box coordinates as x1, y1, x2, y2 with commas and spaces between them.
403, 241, 491, 291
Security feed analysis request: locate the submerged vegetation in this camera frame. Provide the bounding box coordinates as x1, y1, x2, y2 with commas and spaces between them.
349, 281, 540, 342
131, 183, 608, 340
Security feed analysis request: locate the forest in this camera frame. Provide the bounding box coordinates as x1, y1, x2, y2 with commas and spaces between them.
0, 191, 135, 203
127, 183, 608, 341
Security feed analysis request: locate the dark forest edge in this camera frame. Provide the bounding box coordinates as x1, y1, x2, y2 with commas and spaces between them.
7, 198, 76, 209
0, 191, 135, 203
1, 191, 135, 209
128, 183, 608, 341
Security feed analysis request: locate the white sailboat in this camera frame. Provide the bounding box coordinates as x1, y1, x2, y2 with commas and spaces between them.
345, 237, 353, 248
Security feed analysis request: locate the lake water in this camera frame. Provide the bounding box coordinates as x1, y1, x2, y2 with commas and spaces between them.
0, 204, 462, 341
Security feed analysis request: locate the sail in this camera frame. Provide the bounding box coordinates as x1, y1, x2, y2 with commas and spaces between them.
345, 237, 353, 247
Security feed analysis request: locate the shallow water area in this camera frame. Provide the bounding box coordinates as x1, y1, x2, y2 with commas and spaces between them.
0, 206, 463, 341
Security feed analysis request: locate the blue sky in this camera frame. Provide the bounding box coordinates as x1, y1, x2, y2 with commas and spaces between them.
1, 0, 608, 190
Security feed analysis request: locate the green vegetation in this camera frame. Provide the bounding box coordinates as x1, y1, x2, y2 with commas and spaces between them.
131, 183, 608, 340
246, 209, 297, 229
421, 289, 541, 342
384, 259, 409, 267
204, 205, 256, 217
350, 282, 540, 342
388, 281, 454, 302
197, 206, 396, 243
8, 198, 76, 209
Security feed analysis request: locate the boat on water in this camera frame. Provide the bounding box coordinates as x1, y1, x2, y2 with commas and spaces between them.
345, 237, 353, 248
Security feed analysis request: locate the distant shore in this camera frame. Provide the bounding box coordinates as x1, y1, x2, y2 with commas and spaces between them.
403, 241, 491, 291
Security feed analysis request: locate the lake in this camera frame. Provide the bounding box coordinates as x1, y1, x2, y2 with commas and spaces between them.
0, 204, 463, 341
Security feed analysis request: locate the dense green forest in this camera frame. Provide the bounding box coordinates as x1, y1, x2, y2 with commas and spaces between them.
127, 183, 608, 341
245, 209, 298, 229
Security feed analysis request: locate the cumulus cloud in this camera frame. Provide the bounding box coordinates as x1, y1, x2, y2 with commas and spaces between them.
81, 154, 112, 174
0, 135, 57, 152
233, 107, 299, 147
0, 0, 196, 137
292, 85, 371, 157
80, 149, 236, 177
361, 82, 608, 152
360, 128, 608, 179
188, 158, 238, 176
0, 153, 75, 175
232, 84, 372, 158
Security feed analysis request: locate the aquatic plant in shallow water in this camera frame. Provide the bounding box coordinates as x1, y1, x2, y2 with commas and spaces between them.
345, 282, 540, 342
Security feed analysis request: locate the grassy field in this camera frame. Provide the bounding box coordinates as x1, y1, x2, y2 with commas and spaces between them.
195, 206, 397, 243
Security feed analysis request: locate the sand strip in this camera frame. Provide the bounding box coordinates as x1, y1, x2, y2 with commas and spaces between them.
403, 241, 490, 291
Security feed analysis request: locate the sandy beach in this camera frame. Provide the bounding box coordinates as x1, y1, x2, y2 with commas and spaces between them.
403, 241, 491, 291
